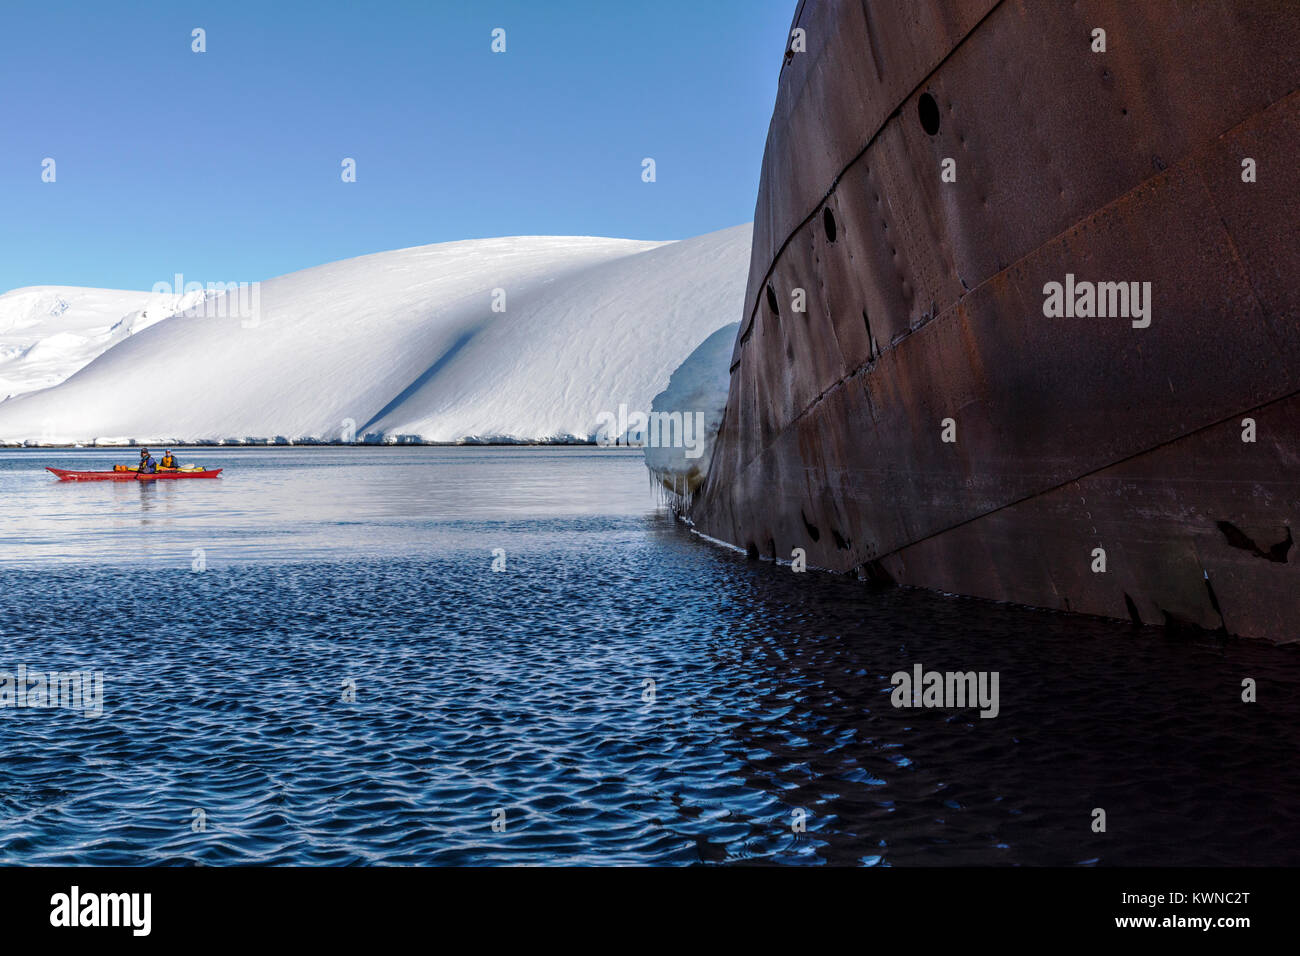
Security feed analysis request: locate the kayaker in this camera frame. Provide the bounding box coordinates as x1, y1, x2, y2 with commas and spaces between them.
160, 450, 178, 469
138, 449, 158, 475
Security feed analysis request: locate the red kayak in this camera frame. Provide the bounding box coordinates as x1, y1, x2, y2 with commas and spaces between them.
47, 467, 223, 481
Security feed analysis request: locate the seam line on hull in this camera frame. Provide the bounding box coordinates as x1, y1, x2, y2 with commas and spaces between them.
733, 34, 1298, 377
727, 84, 1300, 482
880, 386, 1300, 559
735, 0, 1008, 352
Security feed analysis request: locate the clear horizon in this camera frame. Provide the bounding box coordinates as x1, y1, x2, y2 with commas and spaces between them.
0, 0, 790, 292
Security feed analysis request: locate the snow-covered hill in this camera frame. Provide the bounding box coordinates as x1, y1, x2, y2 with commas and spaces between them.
0, 225, 751, 445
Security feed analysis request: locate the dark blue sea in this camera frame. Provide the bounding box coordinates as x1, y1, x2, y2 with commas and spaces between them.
1, 447, 1298, 865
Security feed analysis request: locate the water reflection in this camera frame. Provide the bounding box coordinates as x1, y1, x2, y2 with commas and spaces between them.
0, 448, 1297, 865
705, 556, 1300, 865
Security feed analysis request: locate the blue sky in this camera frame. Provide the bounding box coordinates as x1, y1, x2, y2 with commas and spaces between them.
0, 0, 791, 292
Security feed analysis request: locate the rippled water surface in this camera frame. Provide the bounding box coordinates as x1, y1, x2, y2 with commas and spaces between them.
2, 447, 1298, 865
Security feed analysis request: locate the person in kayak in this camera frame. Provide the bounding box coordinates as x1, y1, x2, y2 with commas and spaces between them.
138, 449, 158, 475
160, 450, 179, 469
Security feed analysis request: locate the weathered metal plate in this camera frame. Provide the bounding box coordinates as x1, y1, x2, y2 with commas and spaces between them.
695, 0, 1300, 640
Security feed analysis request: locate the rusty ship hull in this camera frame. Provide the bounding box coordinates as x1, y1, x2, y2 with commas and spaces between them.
690, 0, 1300, 640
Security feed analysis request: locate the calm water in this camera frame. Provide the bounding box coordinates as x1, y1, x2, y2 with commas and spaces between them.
1, 446, 1298, 865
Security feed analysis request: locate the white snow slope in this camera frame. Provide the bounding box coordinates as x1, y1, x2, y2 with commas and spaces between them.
0, 225, 751, 445
0, 286, 209, 402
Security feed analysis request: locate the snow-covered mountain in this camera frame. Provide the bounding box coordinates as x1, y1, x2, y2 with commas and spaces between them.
0, 286, 209, 402
0, 225, 750, 445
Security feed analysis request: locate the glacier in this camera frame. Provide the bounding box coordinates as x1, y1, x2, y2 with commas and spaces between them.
0, 225, 750, 446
